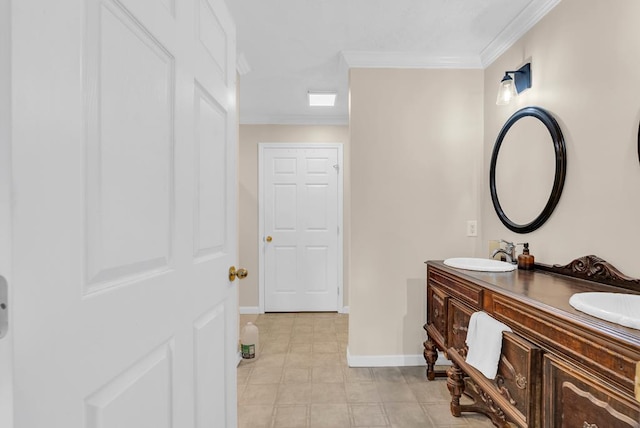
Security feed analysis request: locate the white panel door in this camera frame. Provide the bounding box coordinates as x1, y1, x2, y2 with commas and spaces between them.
262, 146, 341, 312
9, 0, 239, 427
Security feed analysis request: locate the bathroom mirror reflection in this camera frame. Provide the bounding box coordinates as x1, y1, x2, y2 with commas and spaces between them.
490, 106, 566, 233
495, 116, 555, 225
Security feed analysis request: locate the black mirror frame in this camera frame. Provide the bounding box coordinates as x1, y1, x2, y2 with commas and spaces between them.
637, 120, 640, 165
489, 106, 567, 234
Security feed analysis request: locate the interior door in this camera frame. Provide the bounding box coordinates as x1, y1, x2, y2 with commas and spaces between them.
10, 0, 239, 427
262, 145, 341, 312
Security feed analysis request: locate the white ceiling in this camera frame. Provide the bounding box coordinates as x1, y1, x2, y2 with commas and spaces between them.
227, 0, 560, 125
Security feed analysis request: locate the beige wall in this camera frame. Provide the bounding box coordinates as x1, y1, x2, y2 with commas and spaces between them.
239, 0, 640, 362
238, 125, 350, 310
482, 0, 640, 277
348, 68, 484, 358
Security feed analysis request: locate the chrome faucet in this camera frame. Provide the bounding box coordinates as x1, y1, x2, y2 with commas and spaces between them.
491, 240, 516, 264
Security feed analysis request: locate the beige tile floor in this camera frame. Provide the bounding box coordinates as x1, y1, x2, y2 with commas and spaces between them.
238, 312, 494, 428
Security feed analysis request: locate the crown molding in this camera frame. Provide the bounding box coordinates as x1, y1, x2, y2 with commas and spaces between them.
339, 0, 561, 71
340, 51, 483, 69
240, 1, 561, 125
480, 0, 562, 67
240, 113, 348, 126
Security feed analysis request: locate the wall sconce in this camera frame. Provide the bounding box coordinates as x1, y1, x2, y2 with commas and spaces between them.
496, 63, 531, 105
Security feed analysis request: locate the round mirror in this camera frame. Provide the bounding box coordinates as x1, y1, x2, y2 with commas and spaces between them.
490, 106, 566, 233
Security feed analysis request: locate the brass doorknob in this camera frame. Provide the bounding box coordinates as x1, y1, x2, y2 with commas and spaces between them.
229, 266, 248, 281
266, 236, 273, 242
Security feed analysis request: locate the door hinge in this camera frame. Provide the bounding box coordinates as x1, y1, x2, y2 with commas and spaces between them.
332, 164, 340, 173
0, 279, 7, 340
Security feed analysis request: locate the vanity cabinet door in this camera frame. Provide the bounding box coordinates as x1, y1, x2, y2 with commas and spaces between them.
448, 300, 542, 427
543, 354, 640, 428
448, 298, 473, 352
494, 332, 542, 427
427, 284, 448, 349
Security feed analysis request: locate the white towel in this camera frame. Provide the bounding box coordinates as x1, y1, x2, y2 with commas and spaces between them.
465, 311, 512, 379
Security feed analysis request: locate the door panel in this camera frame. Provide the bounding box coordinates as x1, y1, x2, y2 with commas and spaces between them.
85, 0, 175, 292
194, 82, 228, 259
11, 0, 238, 427
197, 0, 227, 75
262, 146, 341, 312
304, 246, 328, 291
305, 184, 329, 229
274, 246, 298, 293
274, 184, 297, 229
85, 342, 174, 428
193, 305, 227, 428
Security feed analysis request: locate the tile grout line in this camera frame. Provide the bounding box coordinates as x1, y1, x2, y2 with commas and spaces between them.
239, 312, 493, 428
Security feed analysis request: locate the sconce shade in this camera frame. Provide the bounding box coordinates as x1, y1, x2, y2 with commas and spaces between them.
496, 75, 517, 105
495, 62, 532, 105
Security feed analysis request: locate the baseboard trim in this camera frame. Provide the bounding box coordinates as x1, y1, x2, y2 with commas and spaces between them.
239, 306, 261, 315
240, 306, 348, 314
346, 348, 451, 367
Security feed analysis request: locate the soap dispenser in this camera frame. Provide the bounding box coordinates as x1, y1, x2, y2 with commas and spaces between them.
517, 243, 534, 270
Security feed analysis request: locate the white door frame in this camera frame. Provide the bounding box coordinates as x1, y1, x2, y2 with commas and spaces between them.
0, 0, 13, 424
258, 143, 344, 313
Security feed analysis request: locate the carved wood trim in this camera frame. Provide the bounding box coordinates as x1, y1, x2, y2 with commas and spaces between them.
535, 255, 640, 292
562, 381, 639, 427
448, 347, 528, 427
495, 355, 520, 406
473, 380, 509, 424
492, 295, 638, 391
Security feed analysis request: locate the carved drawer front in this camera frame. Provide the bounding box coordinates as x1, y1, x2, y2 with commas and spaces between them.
492, 294, 639, 393
428, 268, 483, 308
492, 332, 542, 427
427, 284, 448, 348
447, 298, 473, 352
543, 354, 640, 428
448, 302, 542, 427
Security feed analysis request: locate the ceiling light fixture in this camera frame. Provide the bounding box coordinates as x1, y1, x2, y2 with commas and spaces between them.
496, 63, 531, 106
308, 91, 337, 107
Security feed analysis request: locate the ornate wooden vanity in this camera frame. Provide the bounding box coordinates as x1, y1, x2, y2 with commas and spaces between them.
423, 256, 640, 427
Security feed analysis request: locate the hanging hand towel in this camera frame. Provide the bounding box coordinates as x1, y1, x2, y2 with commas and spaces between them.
465, 311, 512, 379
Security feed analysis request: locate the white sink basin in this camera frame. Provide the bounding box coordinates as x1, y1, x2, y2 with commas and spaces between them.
444, 257, 517, 272
569, 292, 640, 330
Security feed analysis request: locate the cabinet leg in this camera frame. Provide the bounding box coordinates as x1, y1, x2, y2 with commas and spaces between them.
423, 338, 439, 381
446, 362, 465, 417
